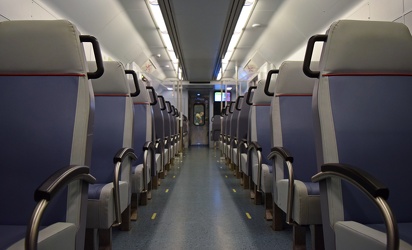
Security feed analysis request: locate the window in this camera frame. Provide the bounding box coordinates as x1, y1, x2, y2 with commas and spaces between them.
193, 103, 205, 126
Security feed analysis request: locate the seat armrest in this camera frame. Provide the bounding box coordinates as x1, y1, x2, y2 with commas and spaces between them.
113, 147, 136, 227
312, 163, 398, 250
143, 141, 156, 190
35, 165, 95, 202
247, 141, 262, 151
268, 146, 296, 225
268, 147, 294, 163
313, 163, 388, 199
247, 141, 263, 191
113, 147, 137, 164
29, 165, 96, 250
155, 138, 165, 173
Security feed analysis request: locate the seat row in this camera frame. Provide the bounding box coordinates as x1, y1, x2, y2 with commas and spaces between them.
219, 19, 412, 250
0, 20, 186, 250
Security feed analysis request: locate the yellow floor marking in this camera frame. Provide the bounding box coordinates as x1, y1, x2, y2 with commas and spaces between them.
151, 213, 157, 220
173, 175, 176, 178
232, 189, 236, 193
165, 189, 169, 193
225, 175, 228, 178
246, 213, 252, 219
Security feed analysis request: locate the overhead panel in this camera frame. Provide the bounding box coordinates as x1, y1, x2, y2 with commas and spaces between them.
158, 0, 245, 82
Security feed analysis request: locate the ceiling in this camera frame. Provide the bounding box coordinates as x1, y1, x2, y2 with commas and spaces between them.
157, 0, 244, 82
40, 0, 362, 86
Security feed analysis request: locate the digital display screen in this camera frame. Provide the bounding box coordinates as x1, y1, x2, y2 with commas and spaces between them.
214, 91, 231, 102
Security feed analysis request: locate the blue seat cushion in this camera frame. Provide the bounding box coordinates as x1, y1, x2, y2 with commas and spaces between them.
369, 222, 412, 245
303, 182, 319, 196
0, 225, 26, 249
88, 183, 106, 200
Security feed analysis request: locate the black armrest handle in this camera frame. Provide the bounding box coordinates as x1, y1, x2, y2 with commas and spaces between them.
313, 163, 389, 199
248, 141, 262, 151
268, 147, 294, 163
35, 165, 96, 202
113, 147, 137, 163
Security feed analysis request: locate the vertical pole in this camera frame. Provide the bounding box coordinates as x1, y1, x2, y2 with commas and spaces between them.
235, 63, 239, 98
178, 63, 183, 153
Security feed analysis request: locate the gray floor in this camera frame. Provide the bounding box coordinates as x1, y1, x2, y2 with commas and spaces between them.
113, 146, 296, 249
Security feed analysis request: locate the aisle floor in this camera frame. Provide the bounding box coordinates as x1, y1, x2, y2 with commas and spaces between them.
113, 146, 297, 249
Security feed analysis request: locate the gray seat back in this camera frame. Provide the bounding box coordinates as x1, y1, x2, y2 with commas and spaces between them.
0, 20, 99, 249
308, 20, 412, 248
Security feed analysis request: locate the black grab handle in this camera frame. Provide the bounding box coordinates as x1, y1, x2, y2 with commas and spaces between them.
158, 95, 166, 110
228, 101, 235, 113
146, 86, 158, 106
264, 69, 279, 96
166, 101, 172, 113
235, 96, 244, 110
125, 70, 140, 97
303, 34, 327, 79
79, 35, 104, 79
246, 86, 257, 106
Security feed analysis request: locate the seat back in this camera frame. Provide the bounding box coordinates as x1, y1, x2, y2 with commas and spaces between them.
225, 102, 234, 139
270, 61, 318, 198
148, 88, 165, 173
219, 107, 227, 147
249, 80, 274, 167
88, 61, 133, 189
159, 97, 171, 150
0, 20, 99, 249
211, 115, 221, 141
129, 77, 151, 166
307, 20, 412, 248
237, 92, 251, 143
230, 96, 243, 143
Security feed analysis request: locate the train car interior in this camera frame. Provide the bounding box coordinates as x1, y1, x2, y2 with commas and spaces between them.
1, 0, 412, 249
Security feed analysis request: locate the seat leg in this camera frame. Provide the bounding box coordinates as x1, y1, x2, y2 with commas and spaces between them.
131, 193, 138, 221
253, 185, 262, 205
140, 190, 148, 205
120, 205, 131, 231
271, 203, 284, 231
243, 174, 249, 189
85, 228, 98, 250
98, 228, 112, 250
250, 184, 255, 199
236, 166, 241, 179
147, 180, 153, 200
159, 171, 165, 179
310, 224, 325, 250
152, 175, 158, 190
264, 192, 273, 220
293, 225, 306, 250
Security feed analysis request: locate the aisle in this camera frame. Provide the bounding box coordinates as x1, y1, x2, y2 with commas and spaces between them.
113, 146, 293, 249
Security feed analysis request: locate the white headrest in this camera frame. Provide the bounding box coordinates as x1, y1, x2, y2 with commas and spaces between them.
276, 61, 318, 95
131, 79, 150, 103
252, 80, 272, 105
88, 61, 129, 95
322, 20, 412, 74
0, 20, 87, 74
